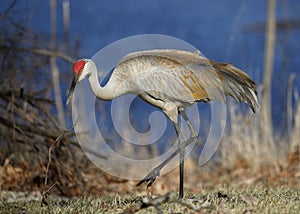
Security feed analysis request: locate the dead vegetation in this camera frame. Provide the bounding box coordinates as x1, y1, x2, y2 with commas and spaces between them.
1, 185, 300, 213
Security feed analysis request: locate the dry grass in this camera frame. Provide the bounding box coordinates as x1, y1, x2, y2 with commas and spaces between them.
1, 185, 299, 213
219, 96, 300, 174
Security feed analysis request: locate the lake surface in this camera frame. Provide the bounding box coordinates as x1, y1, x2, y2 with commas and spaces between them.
4, 0, 300, 132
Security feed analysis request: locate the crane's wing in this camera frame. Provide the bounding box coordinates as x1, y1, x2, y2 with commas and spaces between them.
113, 49, 258, 112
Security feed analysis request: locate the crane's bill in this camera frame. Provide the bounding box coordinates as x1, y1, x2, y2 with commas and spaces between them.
66, 74, 79, 105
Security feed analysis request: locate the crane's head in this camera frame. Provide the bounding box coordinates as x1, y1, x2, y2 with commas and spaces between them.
66, 59, 93, 105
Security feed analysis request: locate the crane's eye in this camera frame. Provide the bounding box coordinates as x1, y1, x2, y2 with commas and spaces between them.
73, 60, 86, 75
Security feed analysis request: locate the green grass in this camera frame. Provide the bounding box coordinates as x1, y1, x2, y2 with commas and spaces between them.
1, 185, 299, 213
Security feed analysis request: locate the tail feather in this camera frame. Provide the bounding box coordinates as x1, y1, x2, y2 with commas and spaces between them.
211, 61, 258, 112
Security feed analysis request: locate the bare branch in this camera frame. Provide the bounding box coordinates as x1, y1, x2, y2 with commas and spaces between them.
0, 45, 76, 63
0, 89, 54, 105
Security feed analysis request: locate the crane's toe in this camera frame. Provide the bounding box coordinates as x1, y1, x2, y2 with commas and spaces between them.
136, 167, 160, 187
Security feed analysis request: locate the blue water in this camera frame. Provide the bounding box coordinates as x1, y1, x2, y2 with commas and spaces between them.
4, 0, 300, 133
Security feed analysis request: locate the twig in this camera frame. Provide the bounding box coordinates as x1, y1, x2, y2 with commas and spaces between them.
44, 131, 66, 187
0, 115, 62, 139
0, 45, 76, 63
41, 128, 73, 209
0, 0, 17, 21
41, 182, 57, 205
0, 89, 54, 105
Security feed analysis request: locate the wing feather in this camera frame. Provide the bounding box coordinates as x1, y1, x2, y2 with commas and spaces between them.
111, 49, 258, 111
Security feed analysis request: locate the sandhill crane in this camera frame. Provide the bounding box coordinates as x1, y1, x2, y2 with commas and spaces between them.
67, 49, 258, 200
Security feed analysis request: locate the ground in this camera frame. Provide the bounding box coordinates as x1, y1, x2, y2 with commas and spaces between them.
0, 152, 299, 213
1, 185, 299, 213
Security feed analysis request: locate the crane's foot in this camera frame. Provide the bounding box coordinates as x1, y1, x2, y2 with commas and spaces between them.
136, 167, 161, 188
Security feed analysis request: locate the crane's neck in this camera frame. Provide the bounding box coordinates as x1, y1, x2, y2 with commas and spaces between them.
87, 64, 116, 100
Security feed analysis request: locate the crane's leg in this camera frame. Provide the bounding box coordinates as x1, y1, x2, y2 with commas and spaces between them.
173, 122, 185, 200
177, 109, 198, 199
136, 109, 198, 200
